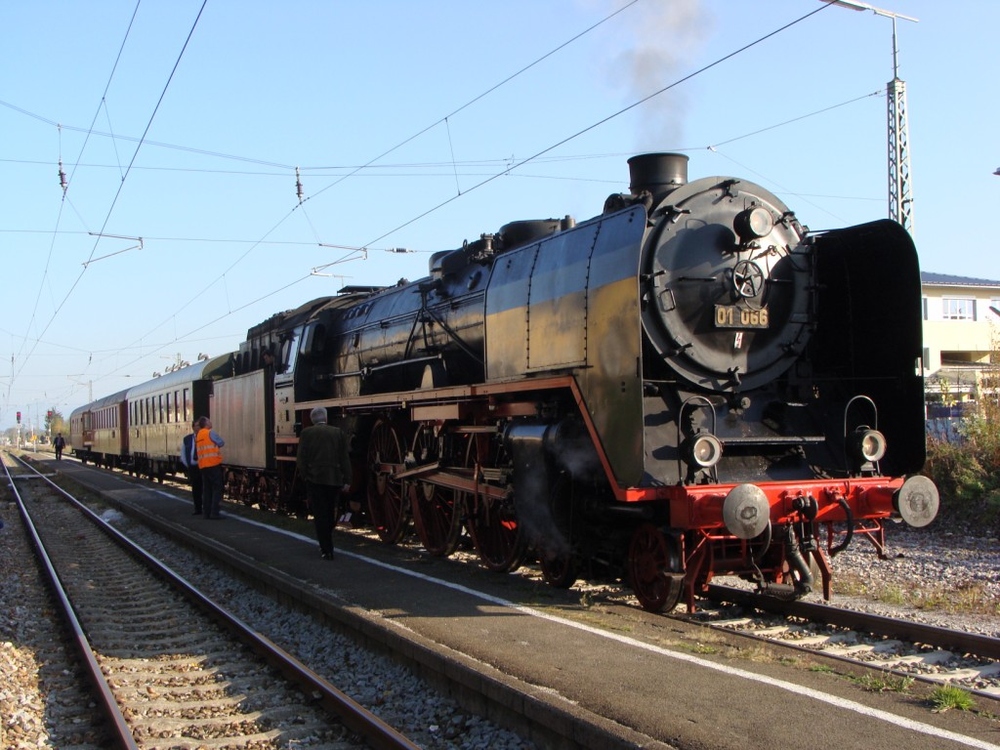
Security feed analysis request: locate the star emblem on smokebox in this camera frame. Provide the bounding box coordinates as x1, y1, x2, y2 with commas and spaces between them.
732, 260, 765, 299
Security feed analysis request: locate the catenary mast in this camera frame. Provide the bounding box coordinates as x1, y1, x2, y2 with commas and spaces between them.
823, 1, 918, 234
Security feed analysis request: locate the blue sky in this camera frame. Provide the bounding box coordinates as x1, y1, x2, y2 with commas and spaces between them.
2, 0, 996, 431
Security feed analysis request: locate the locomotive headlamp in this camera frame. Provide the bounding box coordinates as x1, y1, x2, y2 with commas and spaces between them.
849, 426, 887, 464
735, 206, 774, 241
687, 433, 723, 469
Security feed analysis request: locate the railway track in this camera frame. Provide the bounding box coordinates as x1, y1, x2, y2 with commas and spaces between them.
3, 453, 419, 749
9, 452, 990, 747
695, 584, 1000, 700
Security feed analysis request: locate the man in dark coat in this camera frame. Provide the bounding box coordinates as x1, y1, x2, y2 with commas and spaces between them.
296, 407, 352, 559
179, 421, 203, 514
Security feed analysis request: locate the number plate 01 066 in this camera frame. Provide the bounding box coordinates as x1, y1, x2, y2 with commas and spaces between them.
714, 305, 769, 329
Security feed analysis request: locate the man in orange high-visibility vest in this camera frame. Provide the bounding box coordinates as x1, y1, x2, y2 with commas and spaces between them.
195, 416, 226, 519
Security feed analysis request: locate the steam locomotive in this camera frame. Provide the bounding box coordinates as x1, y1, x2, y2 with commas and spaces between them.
70, 153, 939, 612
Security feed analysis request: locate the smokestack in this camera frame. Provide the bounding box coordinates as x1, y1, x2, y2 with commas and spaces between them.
627, 153, 689, 198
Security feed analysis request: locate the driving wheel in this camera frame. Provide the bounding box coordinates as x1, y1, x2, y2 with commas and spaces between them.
366, 419, 409, 543
627, 523, 684, 612
410, 424, 462, 556
461, 433, 525, 573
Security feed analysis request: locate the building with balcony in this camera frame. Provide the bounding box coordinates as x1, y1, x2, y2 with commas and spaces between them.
921, 272, 1000, 409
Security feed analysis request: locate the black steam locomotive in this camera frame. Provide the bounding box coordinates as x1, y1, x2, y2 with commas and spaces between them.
71, 153, 938, 612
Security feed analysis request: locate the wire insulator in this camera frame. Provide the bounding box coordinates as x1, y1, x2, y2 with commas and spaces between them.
295, 166, 304, 204
58, 159, 68, 194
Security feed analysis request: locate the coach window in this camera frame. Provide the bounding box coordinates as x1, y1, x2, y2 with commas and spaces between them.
159, 394, 165, 424
183, 388, 190, 422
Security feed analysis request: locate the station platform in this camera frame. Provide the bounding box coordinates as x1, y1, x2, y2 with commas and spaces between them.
46, 457, 1000, 750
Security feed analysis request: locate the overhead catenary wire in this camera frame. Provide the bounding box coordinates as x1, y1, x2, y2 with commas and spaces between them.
8, 0, 208, 400
50, 0, 649, 390
13, 0, 142, 383
8, 1, 848, 416
103, 1, 840, 390
299, 0, 643, 209
356, 2, 834, 251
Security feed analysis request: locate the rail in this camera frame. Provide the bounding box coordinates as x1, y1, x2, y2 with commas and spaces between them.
4, 451, 421, 750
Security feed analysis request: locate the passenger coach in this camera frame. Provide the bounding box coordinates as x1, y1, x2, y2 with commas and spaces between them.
126, 355, 232, 480
69, 389, 129, 468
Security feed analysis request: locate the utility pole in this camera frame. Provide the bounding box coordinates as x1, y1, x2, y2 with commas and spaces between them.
821, 1, 918, 234
884, 8, 918, 235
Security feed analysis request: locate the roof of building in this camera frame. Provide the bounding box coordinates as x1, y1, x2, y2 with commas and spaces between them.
921, 272, 1000, 288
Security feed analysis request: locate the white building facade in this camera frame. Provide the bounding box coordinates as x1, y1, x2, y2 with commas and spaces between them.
921, 272, 1000, 407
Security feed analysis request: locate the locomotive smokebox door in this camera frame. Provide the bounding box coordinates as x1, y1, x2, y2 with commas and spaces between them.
639, 176, 813, 393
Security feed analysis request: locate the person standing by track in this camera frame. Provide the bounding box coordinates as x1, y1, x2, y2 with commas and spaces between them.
53, 433, 66, 460
296, 406, 352, 560
195, 416, 226, 519
179, 421, 203, 515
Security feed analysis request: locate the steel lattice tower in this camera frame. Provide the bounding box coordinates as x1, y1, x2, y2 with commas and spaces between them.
823, 3, 917, 234
885, 13, 914, 235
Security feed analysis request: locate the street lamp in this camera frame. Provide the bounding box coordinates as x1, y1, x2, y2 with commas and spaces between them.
820, 0, 918, 235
